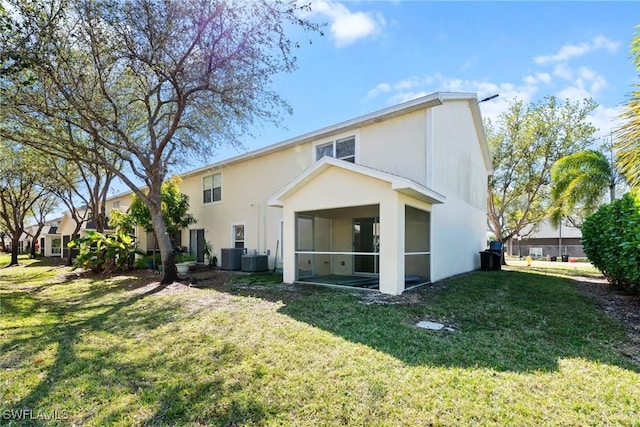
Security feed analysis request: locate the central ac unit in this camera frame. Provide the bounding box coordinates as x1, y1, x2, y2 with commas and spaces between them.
241, 255, 268, 272
221, 248, 244, 270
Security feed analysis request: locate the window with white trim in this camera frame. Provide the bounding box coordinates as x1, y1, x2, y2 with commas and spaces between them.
315, 136, 356, 163
233, 224, 245, 249
203, 173, 222, 204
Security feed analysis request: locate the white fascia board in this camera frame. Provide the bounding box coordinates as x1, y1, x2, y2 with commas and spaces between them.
392, 181, 446, 205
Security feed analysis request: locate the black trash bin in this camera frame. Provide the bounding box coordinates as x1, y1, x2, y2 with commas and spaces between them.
479, 251, 493, 270
479, 241, 503, 271
561, 255, 569, 262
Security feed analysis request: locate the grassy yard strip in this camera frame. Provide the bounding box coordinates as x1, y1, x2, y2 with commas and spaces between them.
1, 255, 639, 425
504, 258, 603, 279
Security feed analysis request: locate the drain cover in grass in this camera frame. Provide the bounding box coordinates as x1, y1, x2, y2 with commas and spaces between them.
416, 321, 445, 330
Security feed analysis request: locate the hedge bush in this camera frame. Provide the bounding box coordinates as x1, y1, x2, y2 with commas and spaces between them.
581, 192, 640, 293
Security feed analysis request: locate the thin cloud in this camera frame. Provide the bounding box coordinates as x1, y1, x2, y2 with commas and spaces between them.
363, 33, 620, 132
310, 1, 385, 47
366, 82, 391, 99
533, 35, 620, 65
589, 105, 623, 139
557, 67, 608, 102
367, 74, 535, 113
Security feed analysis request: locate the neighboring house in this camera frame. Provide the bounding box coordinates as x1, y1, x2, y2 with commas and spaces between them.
44, 91, 492, 295
18, 219, 61, 256
509, 219, 584, 259
52, 197, 132, 259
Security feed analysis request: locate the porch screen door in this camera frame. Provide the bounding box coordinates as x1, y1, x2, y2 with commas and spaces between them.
353, 217, 379, 274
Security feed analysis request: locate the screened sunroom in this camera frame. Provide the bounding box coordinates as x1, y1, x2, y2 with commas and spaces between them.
294, 204, 431, 290
269, 157, 444, 295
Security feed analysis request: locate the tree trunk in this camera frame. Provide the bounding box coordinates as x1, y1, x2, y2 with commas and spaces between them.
66, 223, 83, 267
30, 229, 43, 259
9, 230, 20, 266
498, 237, 508, 266
610, 183, 616, 203
150, 207, 178, 284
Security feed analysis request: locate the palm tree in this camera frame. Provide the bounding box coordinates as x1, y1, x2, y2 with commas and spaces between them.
615, 27, 640, 190
550, 150, 618, 227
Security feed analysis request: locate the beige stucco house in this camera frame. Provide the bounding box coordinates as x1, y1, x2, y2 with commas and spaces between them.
149, 91, 491, 295
46, 91, 492, 295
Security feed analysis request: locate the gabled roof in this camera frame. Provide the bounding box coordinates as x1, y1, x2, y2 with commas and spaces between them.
267, 157, 446, 207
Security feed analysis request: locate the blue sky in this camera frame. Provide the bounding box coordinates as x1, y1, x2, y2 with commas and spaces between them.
195, 0, 638, 166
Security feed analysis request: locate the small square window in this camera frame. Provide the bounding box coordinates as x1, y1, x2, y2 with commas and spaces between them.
315, 136, 356, 163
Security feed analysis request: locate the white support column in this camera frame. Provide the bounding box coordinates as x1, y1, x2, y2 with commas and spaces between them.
379, 197, 405, 295
282, 207, 297, 284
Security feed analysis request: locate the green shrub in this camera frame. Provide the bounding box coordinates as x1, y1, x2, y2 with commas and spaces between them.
582, 193, 640, 293
69, 230, 145, 274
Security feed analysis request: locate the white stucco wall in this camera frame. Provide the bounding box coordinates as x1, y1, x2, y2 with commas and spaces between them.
177, 142, 313, 264
359, 110, 427, 184
429, 100, 490, 280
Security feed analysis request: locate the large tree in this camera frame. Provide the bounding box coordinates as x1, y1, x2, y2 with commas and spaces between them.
549, 149, 621, 228
0, 142, 51, 266
0, 0, 321, 283
486, 96, 597, 245
616, 26, 640, 190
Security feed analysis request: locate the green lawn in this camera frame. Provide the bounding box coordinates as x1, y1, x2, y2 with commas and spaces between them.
1, 255, 638, 426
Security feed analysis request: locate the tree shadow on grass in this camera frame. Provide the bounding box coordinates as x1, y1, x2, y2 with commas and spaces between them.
221, 270, 640, 374
2, 270, 275, 426
1, 275, 180, 422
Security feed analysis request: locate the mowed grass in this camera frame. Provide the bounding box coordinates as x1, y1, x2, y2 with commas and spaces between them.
1, 255, 639, 425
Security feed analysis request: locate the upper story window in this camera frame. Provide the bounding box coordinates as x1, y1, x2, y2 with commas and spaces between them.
203, 172, 222, 204
315, 136, 356, 163
112, 201, 120, 209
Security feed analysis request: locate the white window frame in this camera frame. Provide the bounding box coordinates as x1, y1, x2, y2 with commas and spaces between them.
231, 222, 246, 249
312, 132, 359, 163
202, 172, 223, 205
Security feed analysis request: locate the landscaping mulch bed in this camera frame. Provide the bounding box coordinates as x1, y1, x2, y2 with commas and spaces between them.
574, 276, 640, 365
